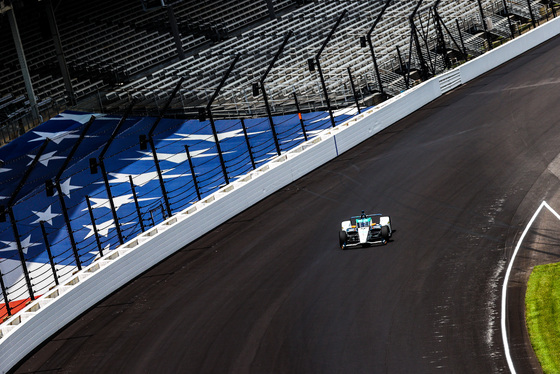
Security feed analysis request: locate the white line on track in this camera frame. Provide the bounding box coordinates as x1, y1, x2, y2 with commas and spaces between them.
501, 201, 560, 373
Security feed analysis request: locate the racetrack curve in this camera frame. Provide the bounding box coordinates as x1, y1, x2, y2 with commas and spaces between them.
13, 35, 560, 373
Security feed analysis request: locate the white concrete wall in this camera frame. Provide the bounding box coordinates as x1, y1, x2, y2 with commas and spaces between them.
1, 15, 559, 373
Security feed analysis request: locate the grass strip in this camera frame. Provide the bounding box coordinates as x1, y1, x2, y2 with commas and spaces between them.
525, 262, 560, 373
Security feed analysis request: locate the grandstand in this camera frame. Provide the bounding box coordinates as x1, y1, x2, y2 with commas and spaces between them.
0, 0, 556, 322
1, 0, 551, 142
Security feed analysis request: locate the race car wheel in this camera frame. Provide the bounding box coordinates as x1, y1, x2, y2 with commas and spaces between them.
381, 226, 390, 241
339, 231, 347, 250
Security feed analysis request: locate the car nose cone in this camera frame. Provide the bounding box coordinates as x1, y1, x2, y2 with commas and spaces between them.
358, 227, 369, 243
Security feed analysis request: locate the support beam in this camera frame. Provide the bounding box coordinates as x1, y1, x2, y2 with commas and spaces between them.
166, 4, 185, 59
45, 0, 75, 105
6, 5, 39, 120
265, 0, 276, 20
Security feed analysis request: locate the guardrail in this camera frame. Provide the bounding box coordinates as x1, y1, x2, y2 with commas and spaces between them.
1, 13, 559, 373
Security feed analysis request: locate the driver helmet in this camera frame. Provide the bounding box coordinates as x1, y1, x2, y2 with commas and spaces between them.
361, 210, 366, 218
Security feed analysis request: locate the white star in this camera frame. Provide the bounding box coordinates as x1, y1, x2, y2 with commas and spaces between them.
163, 129, 264, 142
31, 205, 61, 225
82, 219, 133, 239
0, 235, 41, 254
27, 151, 65, 167
95, 170, 183, 188
53, 178, 81, 198
82, 194, 156, 212
121, 149, 230, 163
28, 130, 80, 144
50, 112, 108, 123
0, 168, 10, 173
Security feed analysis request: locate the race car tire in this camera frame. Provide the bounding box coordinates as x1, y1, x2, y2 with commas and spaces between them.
339, 231, 347, 250
381, 226, 390, 240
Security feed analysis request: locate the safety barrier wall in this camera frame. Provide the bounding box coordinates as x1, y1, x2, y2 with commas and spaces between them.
1, 15, 559, 373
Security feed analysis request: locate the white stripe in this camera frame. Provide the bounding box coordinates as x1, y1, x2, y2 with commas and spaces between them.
501, 201, 560, 373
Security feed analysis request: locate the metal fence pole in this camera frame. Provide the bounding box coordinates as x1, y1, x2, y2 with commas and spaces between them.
455, 19, 468, 60
293, 93, 307, 141
206, 55, 241, 185
7, 207, 34, 300
184, 145, 202, 200
347, 67, 361, 114
55, 180, 81, 269
315, 10, 347, 128
475, 0, 493, 49
3, 138, 51, 299
365, 0, 391, 99
39, 220, 58, 285
502, 0, 515, 39
0, 268, 10, 316
239, 119, 256, 170
259, 31, 292, 156
433, 1, 451, 69
85, 195, 103, 256
526, 0, 536, 27
98, 160, 124, 245
148, 78, 184, 217
129, 175, 145, 232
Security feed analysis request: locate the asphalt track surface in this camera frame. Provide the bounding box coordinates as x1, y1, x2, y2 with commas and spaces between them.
13, 36, 560, 373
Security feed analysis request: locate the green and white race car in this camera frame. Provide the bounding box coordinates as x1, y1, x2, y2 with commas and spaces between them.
339, 211, 392, 249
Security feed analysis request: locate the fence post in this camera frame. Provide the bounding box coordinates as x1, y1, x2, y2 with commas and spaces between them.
206, 55, 241, 186
39, 220, 58, 285
293, 93, 307, 142
4, 138, 51, 300
183, 145, 202, 200
258, 31, 292, 156
0, 267, 10, 316
364, 0, 391, 99
475, 0, 493, 49
50, 115, 96, 269
7, 207, 34, 300
315, 10, 347, 128
526, 0, 536, 27
55, 180, 82, 269
148, 78, 185, 217
455, 20, 468, 60
239, 119, 256, 170
129, 175, 146, 232
433, 1, 451, 70
347, 67, 361, 114
85, 195, 103, 257
97, 104, 136, 246
501, 0, 515, 39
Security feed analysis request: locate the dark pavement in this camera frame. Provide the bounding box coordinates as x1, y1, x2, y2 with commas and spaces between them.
13, 35, 560, 373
